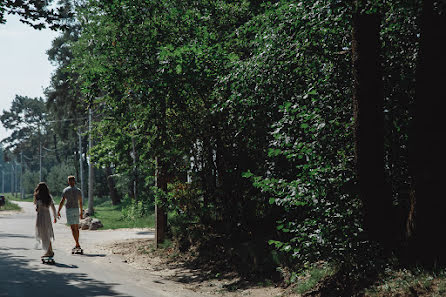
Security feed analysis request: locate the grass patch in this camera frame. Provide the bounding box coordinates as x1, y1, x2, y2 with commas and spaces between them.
0, 197, 21, 211
294, 263, 335, 295
364, 268, 446, 297
91, 197, 155, 230
6, 193, 62, 204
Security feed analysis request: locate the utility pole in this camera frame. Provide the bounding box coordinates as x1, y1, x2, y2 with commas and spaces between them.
10, 163, 14, 196
15, 162, 19, 197
88, 107, 94, 215
1, 169, 4, 193
20, 152, 23, 200
78, 127, 85, 205
39, 141, 42, 182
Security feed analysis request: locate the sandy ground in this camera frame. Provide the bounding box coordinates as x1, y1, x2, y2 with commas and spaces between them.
1, 202, 289, 297
105, 238, 286, 297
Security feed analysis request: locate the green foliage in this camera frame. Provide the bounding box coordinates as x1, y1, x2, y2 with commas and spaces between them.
294, 263, 335, 294
0, 198, 21, 211
22, 169, 47, 196
0, 96, 46, 153
93, 197, 155, 229
0, 0, 430, 284
121, 195, 154, 221
0, 0, 72, 30
46, 162, 76, 196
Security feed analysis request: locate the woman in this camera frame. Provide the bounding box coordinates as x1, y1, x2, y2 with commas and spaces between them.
34, 182, 57, 257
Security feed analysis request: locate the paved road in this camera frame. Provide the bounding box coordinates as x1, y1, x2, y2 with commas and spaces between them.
0, 202, 203, 297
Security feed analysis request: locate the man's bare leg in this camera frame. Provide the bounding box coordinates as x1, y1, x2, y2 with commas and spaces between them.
70, 224, 80, 247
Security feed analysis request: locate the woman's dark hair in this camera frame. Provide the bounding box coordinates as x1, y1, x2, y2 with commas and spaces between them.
34, 182, 52, 207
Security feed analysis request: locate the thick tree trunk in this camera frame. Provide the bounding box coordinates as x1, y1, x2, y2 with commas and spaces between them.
105, 166, 121, 205
352, 13, 393, 245
409, 0, 446, 264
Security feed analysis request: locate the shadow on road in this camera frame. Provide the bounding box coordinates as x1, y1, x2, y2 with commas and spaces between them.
0, 252, 130, 297
81, 254, 107, 258
3, 247, 31, 251
136, 231, 154, 236
51, 262, 79, 269
0, 233, 34, 239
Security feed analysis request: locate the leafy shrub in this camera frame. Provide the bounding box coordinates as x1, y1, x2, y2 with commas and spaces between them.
121, 191, 155, 220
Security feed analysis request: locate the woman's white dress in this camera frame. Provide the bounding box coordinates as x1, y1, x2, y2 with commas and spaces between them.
35, 199, 56, 251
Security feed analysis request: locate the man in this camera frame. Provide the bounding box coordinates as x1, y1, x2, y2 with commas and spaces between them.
57, 176, 83, 252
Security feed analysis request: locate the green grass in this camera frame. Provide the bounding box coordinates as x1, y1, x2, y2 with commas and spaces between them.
294, 263, 335, 294
0, 197, 21, 211
364, 268, 446, 297
90, 197, 155, 230
5, 193, 154, 230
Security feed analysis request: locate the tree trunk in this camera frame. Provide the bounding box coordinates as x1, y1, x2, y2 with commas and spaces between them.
155, 156, 168, 246
409, 0, 446, 264
53, 133, 61, 163
352, 13, 393, 245
105, 166, 121, 205
87, 107, 94, 216
132, 136, 138, 200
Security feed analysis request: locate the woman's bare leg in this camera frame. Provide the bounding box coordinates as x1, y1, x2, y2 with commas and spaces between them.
43, 242, 54, 257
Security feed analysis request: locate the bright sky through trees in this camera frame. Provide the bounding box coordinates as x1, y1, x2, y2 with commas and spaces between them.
0, 14, 57, 140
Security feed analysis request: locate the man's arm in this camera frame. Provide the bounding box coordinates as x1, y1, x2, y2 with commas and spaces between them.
79, 195, 83, 220
57, 197, 66, 217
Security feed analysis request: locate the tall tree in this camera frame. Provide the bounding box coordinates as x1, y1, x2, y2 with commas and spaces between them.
0, 95, 47, 153
351, 12, 394, 246
410, 0, 446, 264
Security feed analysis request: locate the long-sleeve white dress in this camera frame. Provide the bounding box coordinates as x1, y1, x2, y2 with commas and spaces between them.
35, 198, 56, 251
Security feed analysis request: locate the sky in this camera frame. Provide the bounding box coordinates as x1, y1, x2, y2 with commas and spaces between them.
0, 14, 58, 141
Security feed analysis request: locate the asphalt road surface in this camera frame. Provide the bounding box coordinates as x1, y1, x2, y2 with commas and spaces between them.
0, 202, 205, 297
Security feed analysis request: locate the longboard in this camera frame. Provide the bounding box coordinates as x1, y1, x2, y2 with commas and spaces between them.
41, 256, 55, 264
72, 247, 83, 255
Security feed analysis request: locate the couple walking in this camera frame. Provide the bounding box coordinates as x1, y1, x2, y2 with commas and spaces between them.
34, 175, 83, 257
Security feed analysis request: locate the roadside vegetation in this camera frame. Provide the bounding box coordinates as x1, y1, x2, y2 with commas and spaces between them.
91, 197, 155, 230
0, 197, 20, 211
1, 0, 446, 295
6, 194, 153, 230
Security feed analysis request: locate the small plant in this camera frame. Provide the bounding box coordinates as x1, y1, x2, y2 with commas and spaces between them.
294, 263, 335, 295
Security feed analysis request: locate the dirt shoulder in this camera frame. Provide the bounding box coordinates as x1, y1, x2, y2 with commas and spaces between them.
0, 209, 22, 216
102, 238, 289, 297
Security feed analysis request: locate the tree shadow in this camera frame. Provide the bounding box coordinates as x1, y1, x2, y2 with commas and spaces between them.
0, 233, 34, 239
3, 247, 31, 251
81, 254, 107, 258
0, 252, 131, 297
136, 231, 154, 236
